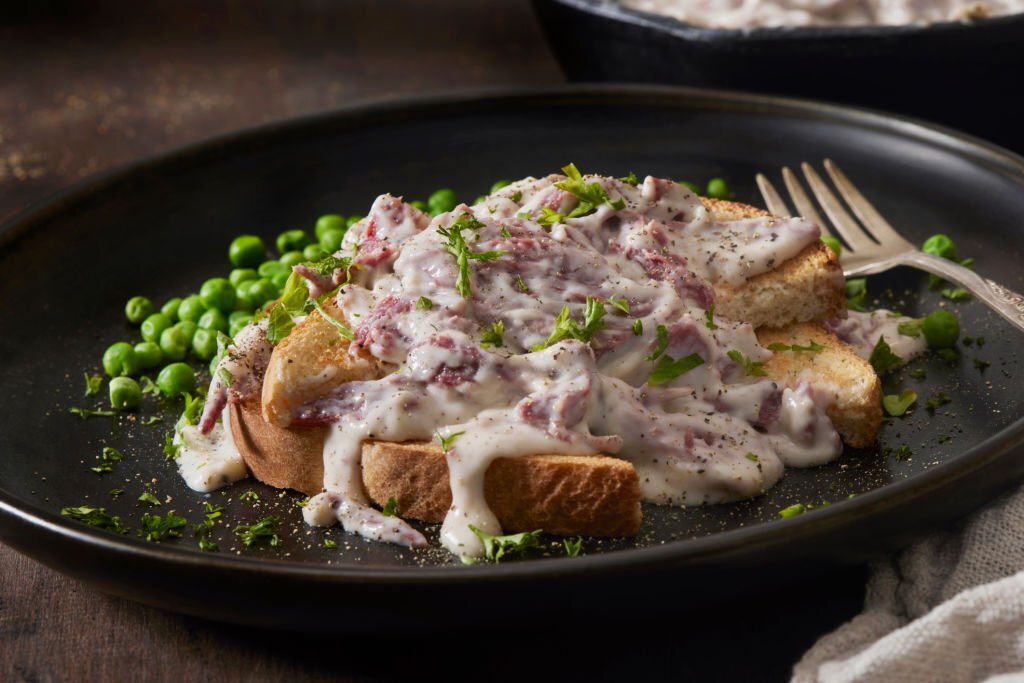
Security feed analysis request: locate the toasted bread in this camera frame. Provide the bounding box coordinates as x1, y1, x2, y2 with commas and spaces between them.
227, 197, 872, 538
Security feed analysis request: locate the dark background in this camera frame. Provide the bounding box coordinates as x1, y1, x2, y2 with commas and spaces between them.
4, 0, 992, 679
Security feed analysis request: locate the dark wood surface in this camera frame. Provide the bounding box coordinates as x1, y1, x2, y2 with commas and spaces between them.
0, 3, 869, 680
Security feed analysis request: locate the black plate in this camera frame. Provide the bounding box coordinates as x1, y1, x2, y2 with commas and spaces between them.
2, 86, 1024, 631
532, 0, 1024, 151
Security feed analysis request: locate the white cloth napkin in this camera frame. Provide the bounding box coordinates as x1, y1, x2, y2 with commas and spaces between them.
792, 485, 1024, 683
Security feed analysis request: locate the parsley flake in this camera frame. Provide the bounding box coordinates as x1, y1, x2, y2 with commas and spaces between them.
90, 447, 124, 475
632, 319, 643, 336
727, 349, 767, 377
137, 491, 162, 507
767, 340, 825, 353
898, 319, 923, 337
563, 536, 583, 557
138, 511, 187, 542
925, 392, 952, 414
469, 525, 542, 563
646, 324, 670, 361
608, 295, 630, 315
381, 496, 398, 517
140, 415, 162, 426
323, 538, 338, 550
436, 430, 465, 453
499, 225, 512, 239
416, 296, 433, 310
234, 516, 280, 548
61, 506, 127, 534
779, 504, 806, 518
69, 407, 116, 419
480, 320, 505, 349
882, 388, 917, 417
83, 373, 103, 397
554, 163, 626, 217
438, 213, 507, 298
704, 305, 718, 331
941, 288, 971, 302
239, 490, 259, 503
745, 452, 759, 462
311, 297, 355, 340
532, 297, 607, 351
648, 353, 705, 386
514, 274, 529, 293
869, 336, 903, 374
846, 278, 868, 312
618, 171, 639, 185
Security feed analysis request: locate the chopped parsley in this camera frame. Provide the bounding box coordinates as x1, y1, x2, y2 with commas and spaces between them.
83, 373, 103, 397
632, 319, 643, 336
109, 488, 124, 498
234, 516, 281, 548
69, 407, 116, 419
416, 296, 433, 310
138, 511, 187, 542
974, 358, 991, 372
909, 368, 927, 380
727, 349, 767, 377
296, 497, 309, 508
779, 504, 806, 518
646, 324, 670, 361
938, 433, 952, 444
436, 430, 464, 453
381, 496, 398, 517
767, 340, 825, 353
531, 297, 607, 351
845, 278, 868, 312
937, 348, 960, 364
892, 444, 913, 461
438, 213, 507, 298
745, 452, 759, 462
554, 163, 626, 217
704, 305, 718, 331
61, 506, 127, 534
536, 207, 566, 228
163, 432, 180, 461
941, 287, 971, 302
303, 254, 352, 278
514, 274, 529, 293
480, 320, 505, 349
925, 392, 952, 414
882, 388, 917, 417
193, 503, 224, 552
608, 295, 630, 315
468, 525, 542, 563
511, 191, 523, 202
618, 171, 639, 185
90, 447, 124, 475
563, 536, 583, 557
648, 353, 705, 386
137, 490, 162, 507
869, 336, 903, 374
323, 538, 338, 550
897, 319, 922, 337
140, 415, 162, 426
499, 225, 512, 239
141, 376, 160, 395
265, 303, 296, 344
239, 490, 260, 503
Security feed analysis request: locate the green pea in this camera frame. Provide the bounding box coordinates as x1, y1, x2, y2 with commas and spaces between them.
922, 234, 956, 261
303, 244, 328, 261
109, 377, 141, 410
161, 297, 182, 321
490, 180, 512, 193
245, 278, 279, 308
258, 260, 289, 279
234, 284, 257, 312
473, 195, 487, 205
318, 228, 345, 253
679, 181, 701, 195
706, 178, 732, 200
276, 229, 311, 255
192, 328, 218, 361
177, 295, 207, 323
124, 296, 154, 324
271, 270, 291, 290
922, 310, 960, 349
200, 277, 237, 313
133, 342, 163, 369
156, 362, 197, 397
345, 216, 363, 229
228, 234, 266, 268
229, 268, 258, 288
229, 314, 253, 337
409, 200, 429, 213
102, 342, 139, 377
315, 214, 345, 240
159, 324, 192, 361
140, 312, 172, 344
279, 250, 305, 268
428, 188, 458, 215
198, 308, 229, 333
821, 235, 842, 258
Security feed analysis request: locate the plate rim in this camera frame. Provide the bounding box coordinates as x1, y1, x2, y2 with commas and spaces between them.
3, 83, 1024, 586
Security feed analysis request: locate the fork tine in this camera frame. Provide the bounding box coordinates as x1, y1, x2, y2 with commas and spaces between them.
755, 173, 792, 217
800, 162, 877, 253
823, 159, 914, 250
781, 167, 835, 241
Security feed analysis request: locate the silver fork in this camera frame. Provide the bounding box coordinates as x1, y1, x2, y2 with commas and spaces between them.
756, 159, 1024, 333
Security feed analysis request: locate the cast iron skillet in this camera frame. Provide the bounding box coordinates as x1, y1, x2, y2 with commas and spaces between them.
532, 0, 1024, 151
1, 86, 1023, 631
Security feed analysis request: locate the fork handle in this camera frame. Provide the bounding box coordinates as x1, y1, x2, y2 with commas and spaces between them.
893, 251, 1024, 334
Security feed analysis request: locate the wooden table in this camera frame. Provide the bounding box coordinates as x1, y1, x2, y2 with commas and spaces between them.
0, 2, 869, 680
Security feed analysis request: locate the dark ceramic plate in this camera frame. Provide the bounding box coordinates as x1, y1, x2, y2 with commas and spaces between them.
532, 0, 1024, 151
2, 86, 1024, 631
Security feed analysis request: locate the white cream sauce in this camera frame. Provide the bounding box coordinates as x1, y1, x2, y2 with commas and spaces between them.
197, 171, 848, 558
621, 0, 1024, 28
177, 407, 248, 492
826, 309, 928, 364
